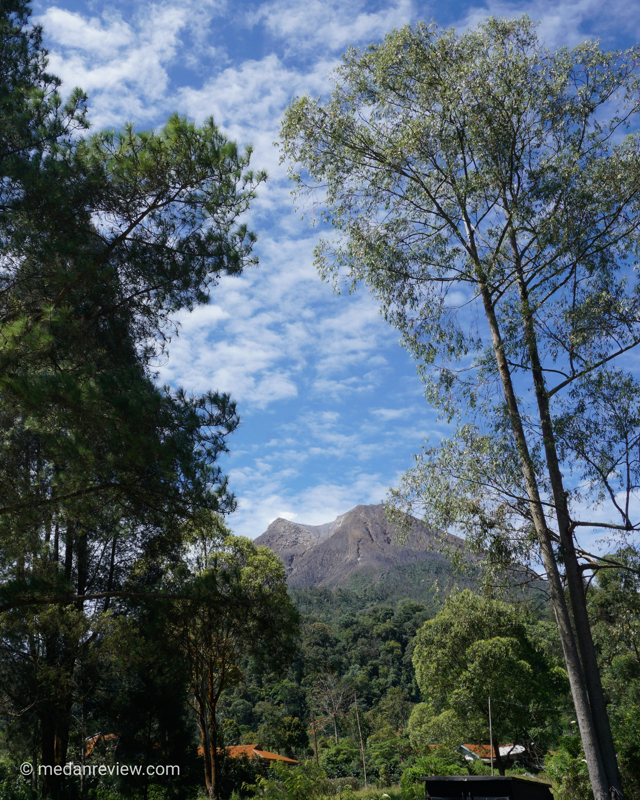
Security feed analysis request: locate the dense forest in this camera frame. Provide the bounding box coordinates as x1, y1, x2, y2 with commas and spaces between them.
2, 3, 640, 800
218, 567, 640, 798
3, 558, 640, 800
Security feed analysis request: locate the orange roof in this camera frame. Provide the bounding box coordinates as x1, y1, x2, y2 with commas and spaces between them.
197, 744, 298, 764
85, 733, 119, 758
462, 743, 495, 758
461, 744, 523, 758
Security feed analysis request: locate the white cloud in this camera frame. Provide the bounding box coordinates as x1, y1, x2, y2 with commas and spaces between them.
456, 0, 638, 48
35, 0, 227, 128
371, 406, 414, 421
311, 376, 377, 399
228, 470, 393, 539
38, 7, 134, 57
157, 225, 394, 409
270, 510, 298, 521
176, 52, 337, 180
252, 0, 415, 55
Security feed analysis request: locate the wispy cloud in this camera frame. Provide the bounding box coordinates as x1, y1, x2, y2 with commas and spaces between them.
457, 0, 638, 48
371, 406, 415, 421
157, 245, 394, 410
35, 0, 226, 127
176, 52, 336, 182
251, 0, 415, 55
228, 467, 393, 539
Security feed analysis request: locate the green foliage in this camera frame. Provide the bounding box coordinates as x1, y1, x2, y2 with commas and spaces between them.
588, 551, 640, 799
366, 729, 412, 785
214, 592, 439, 793
411, 591, 567, 773
320, 739, 361, 778
0, 778, 37, 800
546, 746, 592, 800
0, 0, 88, 203
245, 760, 334, 800
257, 716, 309, 758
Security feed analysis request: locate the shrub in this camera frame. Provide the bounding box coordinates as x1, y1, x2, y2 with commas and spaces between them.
545, 748, 592, 800
244, 760, 335, 800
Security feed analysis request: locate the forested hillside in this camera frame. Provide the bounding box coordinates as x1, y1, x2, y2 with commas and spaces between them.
211, 562, 640, 799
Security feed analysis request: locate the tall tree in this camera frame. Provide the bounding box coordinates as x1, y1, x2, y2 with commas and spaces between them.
172, 514, 299, 800
309, 673, 352, 745
0, 1, 264, 584
279, 17, 640, 798
0, 4, 265, 795
0, 110, 261, 538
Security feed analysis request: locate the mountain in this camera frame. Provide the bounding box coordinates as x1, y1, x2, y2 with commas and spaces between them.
254, 503, 461, 588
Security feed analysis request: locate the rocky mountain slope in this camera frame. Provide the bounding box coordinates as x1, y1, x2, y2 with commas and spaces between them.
254, 503, 460, 587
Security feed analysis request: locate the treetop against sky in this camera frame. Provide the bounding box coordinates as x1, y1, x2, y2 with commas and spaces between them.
31, 0, 640, 539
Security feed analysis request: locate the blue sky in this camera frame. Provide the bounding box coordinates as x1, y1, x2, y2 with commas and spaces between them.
31, 0, 639, 539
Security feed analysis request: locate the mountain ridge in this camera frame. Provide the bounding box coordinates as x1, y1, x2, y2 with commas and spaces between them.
254, 503, 459, 587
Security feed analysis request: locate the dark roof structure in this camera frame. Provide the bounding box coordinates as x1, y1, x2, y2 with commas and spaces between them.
420, 776, 553, 800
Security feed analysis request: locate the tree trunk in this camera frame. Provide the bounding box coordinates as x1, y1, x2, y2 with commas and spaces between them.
195, 690, 214, 797
40, 710, 57, 799
76, 527, 88, 610
477, 279, 612, 800
208, 711, 218, 799
493, 738, 506, 777
40, 689, 73, 798
512, 259, 624, 799
40, 522, 80, 798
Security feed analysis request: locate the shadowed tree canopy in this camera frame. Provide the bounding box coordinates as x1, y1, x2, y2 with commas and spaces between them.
0, 5, 264, 795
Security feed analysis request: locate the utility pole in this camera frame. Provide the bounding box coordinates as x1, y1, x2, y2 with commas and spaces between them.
354, 692, 367, 788
488, 696, 494, 776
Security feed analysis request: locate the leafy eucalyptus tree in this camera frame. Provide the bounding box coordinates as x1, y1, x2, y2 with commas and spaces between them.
279, 17, 640, 799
